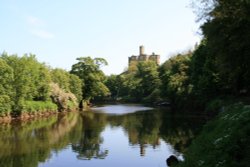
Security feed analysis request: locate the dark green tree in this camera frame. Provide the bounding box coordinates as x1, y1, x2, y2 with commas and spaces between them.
135, 61, 162, 102
159, 53, 192, 106
0, 58, 13, 116
195, 0, 250, 94
70, 57, 110, 102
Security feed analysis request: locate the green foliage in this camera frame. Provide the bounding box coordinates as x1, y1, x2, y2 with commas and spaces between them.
22, 101, 58, 113
199, 0, 250, 94
0, 58, 13, 116
67, 101, 77, 110
70, 57, 110, 101
159, 52, 192, 105
0, 58, 13, 96
106, 61, 161, 103
51, 68, 83, 102
0, 53, 84, 115
142, 88, 162, 104
51, 68, 71, 92
188, 40, 221, 106
69, 74, 83, 102
135, 61, 162, 99
177, 103, 250, 167
0, 53, 52, 114
0, 95, 12, 116
119, 73, 141, 102
205, 98, 224, 114
105, 74, 122, 100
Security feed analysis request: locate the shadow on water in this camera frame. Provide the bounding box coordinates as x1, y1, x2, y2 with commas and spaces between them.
0, 104, 206, 167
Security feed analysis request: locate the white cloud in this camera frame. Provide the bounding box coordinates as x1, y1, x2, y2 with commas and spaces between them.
31, 30, 55, 39
27, 16, 44, 26
27, 15, 55, 39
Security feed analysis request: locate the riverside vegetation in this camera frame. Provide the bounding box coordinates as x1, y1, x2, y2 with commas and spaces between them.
0, 0, 250, 166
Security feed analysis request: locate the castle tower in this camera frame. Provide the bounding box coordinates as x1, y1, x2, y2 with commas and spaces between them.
139, 45, 145, 55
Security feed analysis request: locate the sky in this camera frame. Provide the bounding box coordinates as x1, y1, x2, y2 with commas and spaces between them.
0, 0, 201, 75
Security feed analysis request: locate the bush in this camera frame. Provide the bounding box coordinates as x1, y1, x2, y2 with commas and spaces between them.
177, 103, 250, 167
67, 101, 77, 110
22, 101, 58, 113
205, 98, 224, 114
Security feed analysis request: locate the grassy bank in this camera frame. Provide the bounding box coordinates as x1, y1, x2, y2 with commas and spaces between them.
176, 102, 250, 167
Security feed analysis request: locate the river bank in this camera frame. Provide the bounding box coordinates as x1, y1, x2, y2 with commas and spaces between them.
174, 101, 250, 167
0, 111, 59, 124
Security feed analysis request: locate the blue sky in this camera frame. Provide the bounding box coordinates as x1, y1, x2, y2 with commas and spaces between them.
0, 0, 201, 75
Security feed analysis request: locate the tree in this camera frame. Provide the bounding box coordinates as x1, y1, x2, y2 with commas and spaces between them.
189, 40, 221, 103
159, 53, 192, 105
70, 57, 110, 102
1, 53, 51, 113
194, 0, 250, 94
69, 74, 83, 103
135, 61, 162, 102
105, 75, 121, 100
51, 68, 71, 92
0, 58, 13, 116
50, 68, 83, 103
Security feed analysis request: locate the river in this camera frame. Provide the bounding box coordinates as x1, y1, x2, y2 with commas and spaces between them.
0, 104, 205, 167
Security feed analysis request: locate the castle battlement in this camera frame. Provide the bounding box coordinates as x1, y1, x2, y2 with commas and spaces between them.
128, 46, 160, 66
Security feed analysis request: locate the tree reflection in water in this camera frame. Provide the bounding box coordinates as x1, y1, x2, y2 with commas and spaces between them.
72, 108, 205, 159
0, 105, 205, 167
72, 111, 108, 160
0, 112, 79, 167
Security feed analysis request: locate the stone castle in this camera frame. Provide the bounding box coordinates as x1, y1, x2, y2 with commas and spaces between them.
128, 46, 160, 67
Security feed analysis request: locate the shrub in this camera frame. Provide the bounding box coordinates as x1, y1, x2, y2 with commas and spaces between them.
177, 103, 250, 167
22, 101, 58, 113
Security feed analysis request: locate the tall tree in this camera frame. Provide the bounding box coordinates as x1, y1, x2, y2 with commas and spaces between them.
135, 61, 161, 101
70, 57, 110, 102
195, 0, 250, 94
159, 53, 192, 105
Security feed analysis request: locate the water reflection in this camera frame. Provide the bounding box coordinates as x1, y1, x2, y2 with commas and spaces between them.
72, 112, 108, 160
0, 113, 79, 167
0, 104, 205, 167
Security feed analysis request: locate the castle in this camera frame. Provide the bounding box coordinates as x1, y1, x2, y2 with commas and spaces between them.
128, 46, 160, 67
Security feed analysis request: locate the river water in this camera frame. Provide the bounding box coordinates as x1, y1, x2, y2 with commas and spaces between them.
0, 104, 205, 167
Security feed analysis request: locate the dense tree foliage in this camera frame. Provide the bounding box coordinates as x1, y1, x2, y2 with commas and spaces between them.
159, 52, 192, 105
1, 53, 52, 113
105, 61, 161, 103
0, 58, 13, 116
70, 57, 110, 102
51, 68, 82, 102
0, 53, 83, 116
135, 61, 162, 101
0, 54, 112, 116
194, 0, 250, 95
